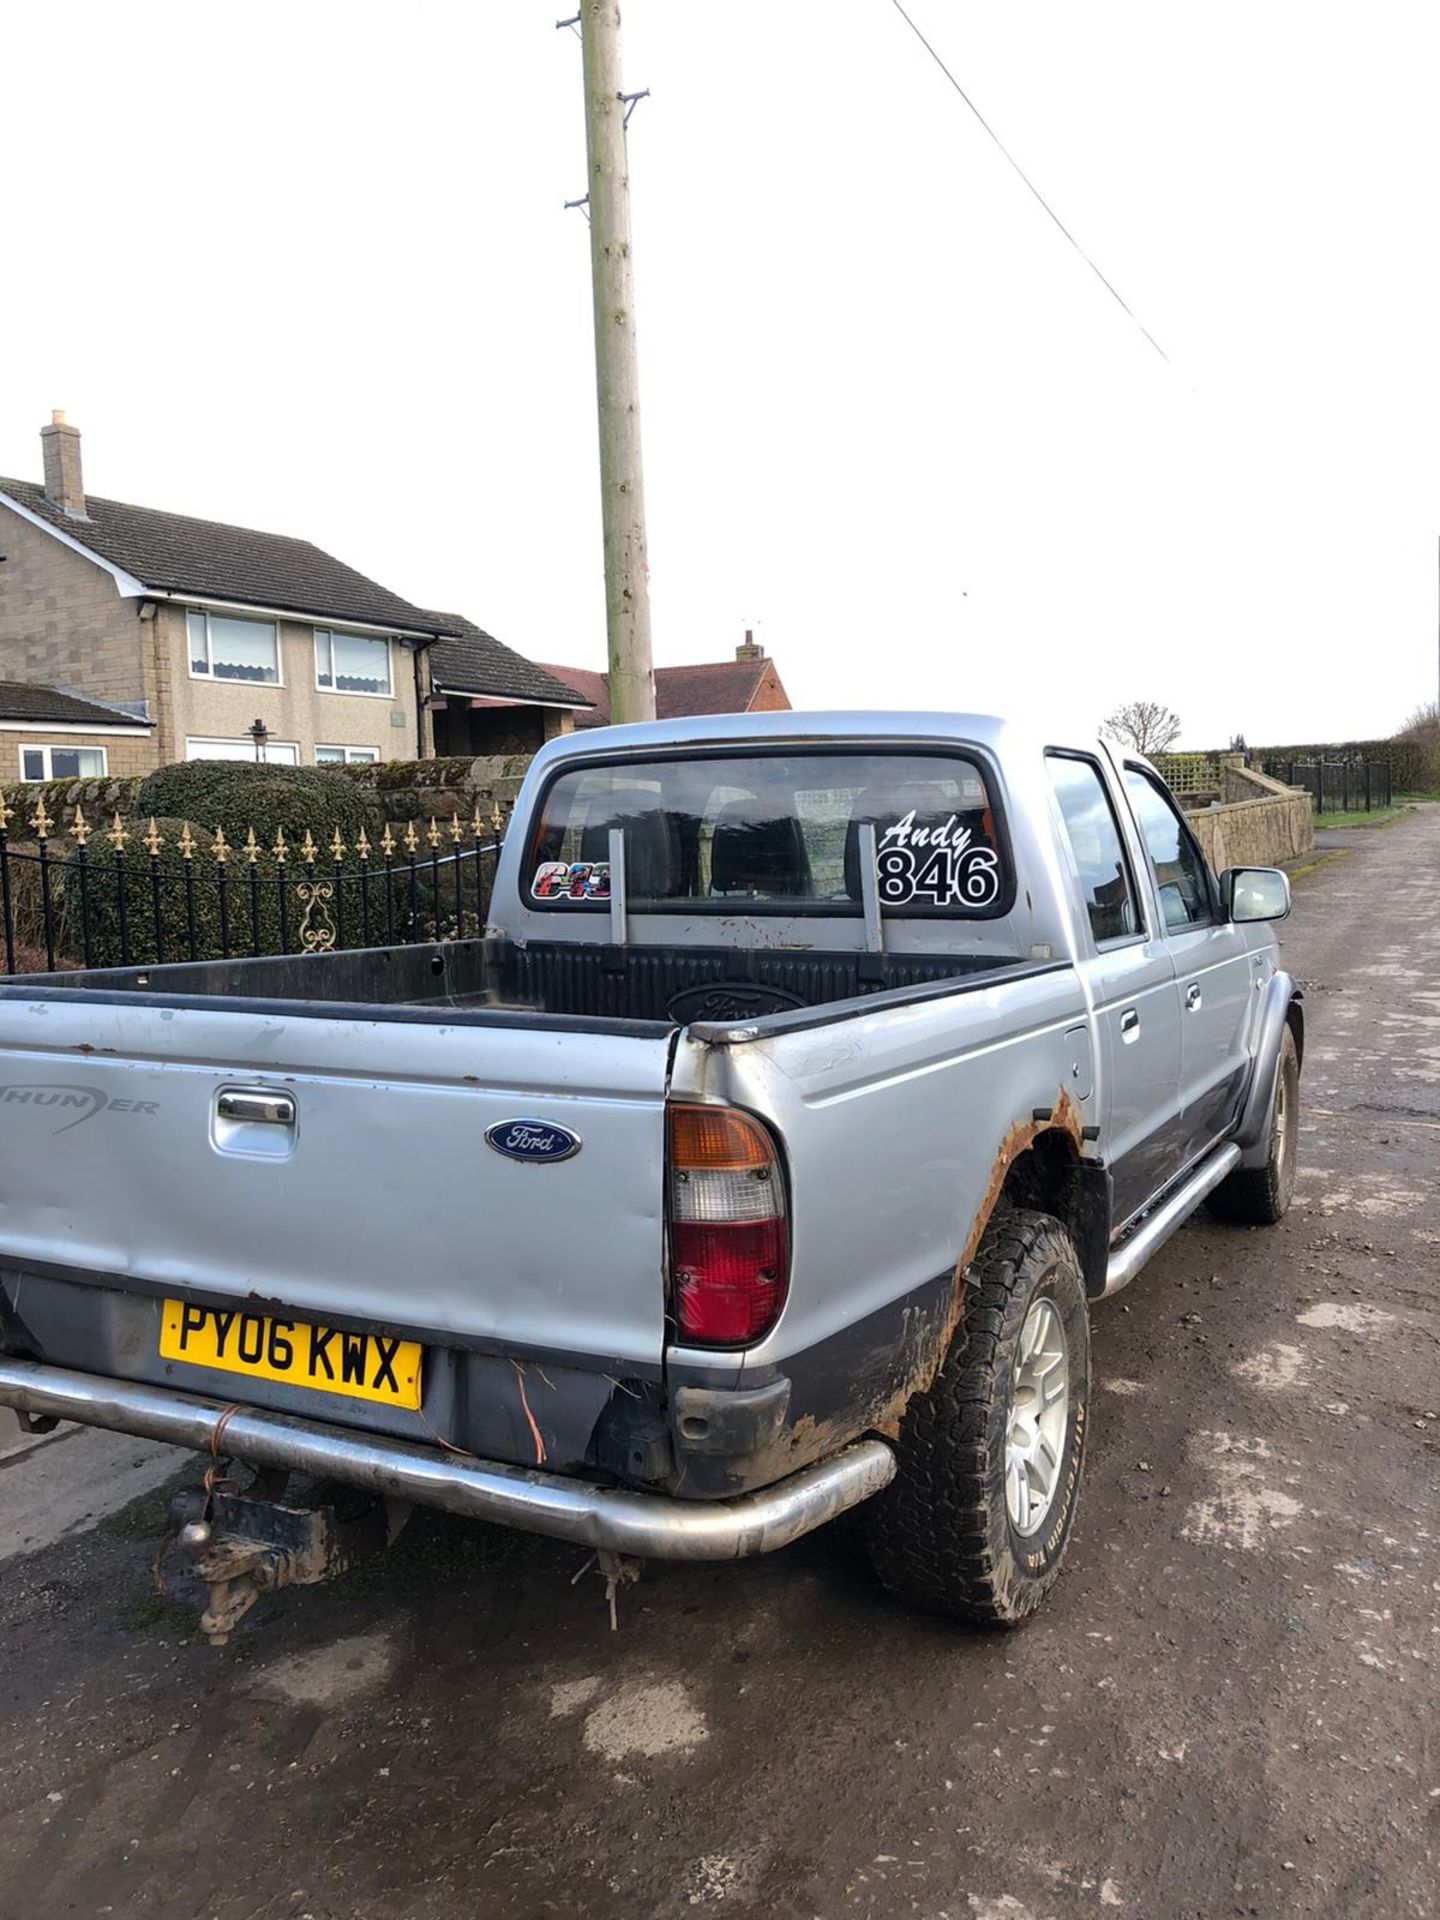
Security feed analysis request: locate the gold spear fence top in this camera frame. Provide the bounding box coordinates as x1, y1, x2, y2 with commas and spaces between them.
426, 816, 441, 849
178, 822, 196, 860
107, 812, 128, 851
402, 820, 419, 855
330, 826, 347, 861
70, 805, 90, 849
0, 791, 11, 833
30, 796, 53, 841
143, 817, 164, 857
299, 829, 318, 865
212, 825, 230, 864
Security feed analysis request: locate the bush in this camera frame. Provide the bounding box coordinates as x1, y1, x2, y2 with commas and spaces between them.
1254, 737, 1440, 792
136, 760, 372, 850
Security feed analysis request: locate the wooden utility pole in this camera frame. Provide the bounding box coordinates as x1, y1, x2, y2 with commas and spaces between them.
580, 2, 655, 725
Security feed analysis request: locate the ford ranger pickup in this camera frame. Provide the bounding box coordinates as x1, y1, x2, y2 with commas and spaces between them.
0, 712, 1302, 1634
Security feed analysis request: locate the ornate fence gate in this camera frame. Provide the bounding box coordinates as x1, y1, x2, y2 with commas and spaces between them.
0, 792, 506, 979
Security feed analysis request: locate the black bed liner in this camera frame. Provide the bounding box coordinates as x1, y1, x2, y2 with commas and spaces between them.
1, 936, 1049, 1040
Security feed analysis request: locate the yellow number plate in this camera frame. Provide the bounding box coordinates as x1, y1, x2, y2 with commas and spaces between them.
159, 1300, 423, 1410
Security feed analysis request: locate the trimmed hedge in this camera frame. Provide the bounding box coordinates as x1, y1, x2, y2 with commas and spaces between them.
136, 760, 372, 850
1254, 737, 1440, 791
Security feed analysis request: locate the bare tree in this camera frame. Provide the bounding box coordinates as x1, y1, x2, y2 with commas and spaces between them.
1100, 700, 1182, 755
1395, 700, 1440, 743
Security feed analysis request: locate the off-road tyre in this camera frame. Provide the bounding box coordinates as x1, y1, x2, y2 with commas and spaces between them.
865, 1209, 1090, 1626
1205, 1025, 1299, 1226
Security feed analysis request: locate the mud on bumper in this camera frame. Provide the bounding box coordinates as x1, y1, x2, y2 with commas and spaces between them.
0, 1358, 896, 1562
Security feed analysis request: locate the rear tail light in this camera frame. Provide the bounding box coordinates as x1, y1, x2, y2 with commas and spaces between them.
666, 1105, 789, 1346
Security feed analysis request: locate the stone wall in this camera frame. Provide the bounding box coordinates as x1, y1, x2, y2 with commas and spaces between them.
340, 753, 536, 827
1188, 788, 1314, 872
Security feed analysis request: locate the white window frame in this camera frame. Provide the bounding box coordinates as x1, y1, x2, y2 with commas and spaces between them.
184, 737, 300, 766
17, 743, 109, 781
315, 745, 381, 766
186, 608, 283, 687
314, 627, 394, 699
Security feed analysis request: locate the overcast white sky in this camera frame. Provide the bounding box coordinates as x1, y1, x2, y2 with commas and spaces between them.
4, 2, 1438, 748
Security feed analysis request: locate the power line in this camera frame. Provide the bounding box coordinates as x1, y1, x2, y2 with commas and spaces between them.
889, 0, 1171, 367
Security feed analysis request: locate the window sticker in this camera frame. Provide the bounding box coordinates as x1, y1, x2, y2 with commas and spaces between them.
532, 860, 611, 902
872, 810, 1002, 909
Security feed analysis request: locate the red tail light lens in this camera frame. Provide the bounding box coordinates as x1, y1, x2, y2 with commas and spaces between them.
670, 1220, 789, 1345
667, 1105, 788, 1347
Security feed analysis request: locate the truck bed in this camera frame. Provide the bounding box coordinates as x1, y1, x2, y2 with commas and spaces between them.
9, 936, 1006, 1027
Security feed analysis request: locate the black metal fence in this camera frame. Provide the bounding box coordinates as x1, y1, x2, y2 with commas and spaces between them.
0, 792, 505, 979
1264, 760, 1392, 814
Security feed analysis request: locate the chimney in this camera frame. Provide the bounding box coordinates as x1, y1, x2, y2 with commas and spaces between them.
736, 627, 764, 663
41, 410, 87, 519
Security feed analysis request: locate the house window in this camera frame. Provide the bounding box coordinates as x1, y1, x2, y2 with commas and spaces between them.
185, 737, 300, 765
187, 610, 280, 684
19, 745, 108, 781
315, 745, 380, 766
314, 629, 392, 697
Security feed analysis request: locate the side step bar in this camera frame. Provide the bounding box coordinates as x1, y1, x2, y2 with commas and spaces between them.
1101, 1143, 1241, 1299
0, 1359, 896, 1563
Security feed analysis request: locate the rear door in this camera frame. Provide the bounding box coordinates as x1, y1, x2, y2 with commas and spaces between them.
0, 991, 675, 1368
1045, 752, 1184, 1225
1120, 764, 1254, 1163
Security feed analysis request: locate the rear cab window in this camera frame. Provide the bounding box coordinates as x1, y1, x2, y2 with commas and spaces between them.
524, 750, 1011, 916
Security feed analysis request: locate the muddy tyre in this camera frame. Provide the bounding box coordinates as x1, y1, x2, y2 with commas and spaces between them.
1205, 1025, 1299, 1227
865, 1209, 1089, 1626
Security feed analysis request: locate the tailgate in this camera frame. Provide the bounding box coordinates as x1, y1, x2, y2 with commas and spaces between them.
0, 994, 675, 1367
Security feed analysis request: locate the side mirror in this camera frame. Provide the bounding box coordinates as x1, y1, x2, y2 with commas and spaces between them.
1221, 866, 1291, 924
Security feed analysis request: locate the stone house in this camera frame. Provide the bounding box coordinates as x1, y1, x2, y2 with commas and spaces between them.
0, 415, 583, 780
427, 614, 591, 755
543, 632, 791, 730
0, 678, 156, 783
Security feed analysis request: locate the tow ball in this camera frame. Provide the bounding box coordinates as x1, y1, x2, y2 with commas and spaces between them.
165, 1475, 411, 1646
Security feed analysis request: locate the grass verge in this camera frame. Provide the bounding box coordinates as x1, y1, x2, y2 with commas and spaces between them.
1311, 806, 1409, 829
1285, 849, 1350, 885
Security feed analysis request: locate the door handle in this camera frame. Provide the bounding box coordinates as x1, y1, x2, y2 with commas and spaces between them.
217, 1089, 296, 1126
1186, 983, 1203, 1012
1120, 1008, 1140, 1043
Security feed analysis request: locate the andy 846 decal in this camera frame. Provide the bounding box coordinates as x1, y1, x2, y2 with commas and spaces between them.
874, 810, 1002, 909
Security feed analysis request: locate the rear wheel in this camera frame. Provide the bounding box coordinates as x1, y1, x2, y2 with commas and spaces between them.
1206, 1025, 1299, 1226
865, 1209, 1089, 1626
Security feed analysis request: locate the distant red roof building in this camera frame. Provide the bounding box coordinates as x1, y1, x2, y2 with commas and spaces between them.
540, 635, 791, 730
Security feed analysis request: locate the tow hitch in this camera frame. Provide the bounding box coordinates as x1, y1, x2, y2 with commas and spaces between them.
164, 1473, 411, 1646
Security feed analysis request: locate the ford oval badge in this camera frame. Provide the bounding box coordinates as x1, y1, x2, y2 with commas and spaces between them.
485, 1119, 582, 1164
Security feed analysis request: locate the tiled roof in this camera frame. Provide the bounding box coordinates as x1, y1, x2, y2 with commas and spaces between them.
539, 657, 777, 729
0, 477, 453, 637
537, 663, 610, 723
428, 615, 590, 707
0, 679, 154, 727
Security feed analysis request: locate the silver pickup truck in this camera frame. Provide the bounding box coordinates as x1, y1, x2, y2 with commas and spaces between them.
0, 712, 1301, 1634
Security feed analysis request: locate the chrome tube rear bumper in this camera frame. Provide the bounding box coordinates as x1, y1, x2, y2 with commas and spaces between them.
0, 1359, 896, 1561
